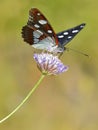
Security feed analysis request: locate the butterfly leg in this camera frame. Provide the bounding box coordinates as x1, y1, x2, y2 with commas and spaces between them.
57, 52, 64, 58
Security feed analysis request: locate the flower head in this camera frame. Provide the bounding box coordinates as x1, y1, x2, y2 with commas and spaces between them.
33, 53, 69, 75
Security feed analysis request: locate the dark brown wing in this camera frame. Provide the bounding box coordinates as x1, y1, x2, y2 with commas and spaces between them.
22, 8, 58, 46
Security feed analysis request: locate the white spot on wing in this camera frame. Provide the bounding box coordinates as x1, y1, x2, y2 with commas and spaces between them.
47, 30, 52, 33
34, 24, 40, 28
29, 19, 33, 22
72, 30, 79, 33
33, 30, 43, 38
37, 30, 43, 35
29, 15, 33, 22
68, 36, 72, 39
39, 20, 47, 25
58, 35, 64, 38
80, 25, 84, 28
63, 32, 68, 35
37, 13, 40, 16
29, 15, 33, 19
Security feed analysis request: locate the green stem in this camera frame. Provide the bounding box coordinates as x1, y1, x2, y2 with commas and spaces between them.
0, 74, 45, 123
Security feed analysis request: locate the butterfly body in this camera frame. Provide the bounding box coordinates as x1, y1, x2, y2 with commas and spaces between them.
22, 8, 86, 53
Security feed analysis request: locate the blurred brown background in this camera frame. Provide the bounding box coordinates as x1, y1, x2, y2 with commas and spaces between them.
0, 0, 98, 130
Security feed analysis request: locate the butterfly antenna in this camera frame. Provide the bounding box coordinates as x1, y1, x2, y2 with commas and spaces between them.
65, 47, 89, 57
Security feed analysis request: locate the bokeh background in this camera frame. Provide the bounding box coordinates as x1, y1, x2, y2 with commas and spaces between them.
0, 0, 98, 130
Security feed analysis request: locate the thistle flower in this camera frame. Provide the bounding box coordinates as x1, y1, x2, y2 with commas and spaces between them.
33, 53, 69, 75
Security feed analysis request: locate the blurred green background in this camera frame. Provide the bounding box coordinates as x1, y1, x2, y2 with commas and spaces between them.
0, 0, 98, 130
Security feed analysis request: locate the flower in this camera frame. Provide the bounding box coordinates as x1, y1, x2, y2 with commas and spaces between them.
33, 53, 69, 75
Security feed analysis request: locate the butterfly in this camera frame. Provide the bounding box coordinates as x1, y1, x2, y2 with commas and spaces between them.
22, 8, 86, 53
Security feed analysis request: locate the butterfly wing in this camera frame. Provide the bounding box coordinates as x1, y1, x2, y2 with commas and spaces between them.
22, 8, 58, 51
57, 23, 86, 48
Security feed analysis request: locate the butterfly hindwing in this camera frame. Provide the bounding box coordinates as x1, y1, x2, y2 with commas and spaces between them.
57, 23, 86, 48
22, 25, 47, 45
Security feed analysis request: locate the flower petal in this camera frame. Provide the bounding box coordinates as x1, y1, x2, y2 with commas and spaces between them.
33, 53, 68, 75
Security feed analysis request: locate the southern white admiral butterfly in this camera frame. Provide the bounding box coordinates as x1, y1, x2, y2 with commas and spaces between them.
22, 8, 86, 53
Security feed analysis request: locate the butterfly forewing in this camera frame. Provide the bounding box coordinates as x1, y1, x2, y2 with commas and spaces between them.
57, 23, 86, 48
22, 8, 58, 49
28, 8, 58, 43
